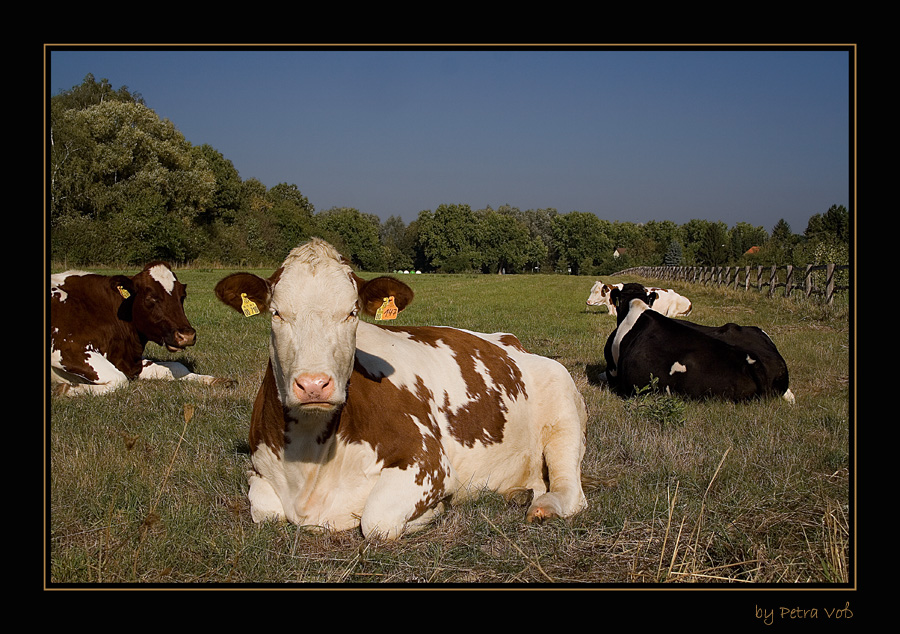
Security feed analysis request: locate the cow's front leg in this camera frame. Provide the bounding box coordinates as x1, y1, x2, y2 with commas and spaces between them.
51, 354, 130, 396
247, 470, 287, 523
360, 466, 444, 540
139, 360, 233, 386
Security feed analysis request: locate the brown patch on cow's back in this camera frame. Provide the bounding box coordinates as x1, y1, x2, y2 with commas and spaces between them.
385, 326, 528, 449
341, 361, 439, 468
50, 272, 146, 380
497, 333, 528, 353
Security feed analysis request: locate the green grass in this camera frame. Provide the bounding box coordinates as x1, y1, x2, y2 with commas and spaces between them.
47, 268, 851, 586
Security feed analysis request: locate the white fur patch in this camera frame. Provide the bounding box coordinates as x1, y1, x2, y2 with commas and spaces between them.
611, 299, 650, 366
50, 270, 89, 302
669, 361, 687, 375
148, 264, 176, 293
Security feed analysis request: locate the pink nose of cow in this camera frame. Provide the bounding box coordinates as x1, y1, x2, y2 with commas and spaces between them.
293, 373, 334, 404
174, 328, 197, 348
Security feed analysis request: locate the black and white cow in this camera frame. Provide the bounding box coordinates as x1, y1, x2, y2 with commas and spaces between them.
602, 283, 794, 402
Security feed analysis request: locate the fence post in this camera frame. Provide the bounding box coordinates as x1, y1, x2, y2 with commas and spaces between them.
785, 265, 793, 298
768, 265, 777, 297
826, 263, 835, 306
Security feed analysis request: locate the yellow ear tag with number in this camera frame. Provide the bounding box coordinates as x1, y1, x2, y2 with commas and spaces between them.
117, 285, 130, 299
375, 296, 398, 321
240, 293, 260, 317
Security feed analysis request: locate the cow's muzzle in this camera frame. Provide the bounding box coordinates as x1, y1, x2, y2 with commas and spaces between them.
293, 373, 337, 409
166, 328, 197, 351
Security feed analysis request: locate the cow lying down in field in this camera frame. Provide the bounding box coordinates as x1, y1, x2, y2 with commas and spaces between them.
587, 280, 692, 317
50, 262, 232, 396
601, 283, 794, 403
214, 238, 588, 540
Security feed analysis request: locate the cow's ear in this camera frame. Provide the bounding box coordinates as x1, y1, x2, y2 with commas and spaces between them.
354, 274, 414, 317
215, 272, 273, 317
609, 288, 621, 308
647, 291, 658, 305
110, 275, 136, 300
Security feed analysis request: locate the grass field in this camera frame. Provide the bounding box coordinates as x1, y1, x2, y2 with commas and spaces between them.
47, 266, 852, 587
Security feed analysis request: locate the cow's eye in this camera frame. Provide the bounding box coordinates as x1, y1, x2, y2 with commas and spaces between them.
347, 306, 359, 321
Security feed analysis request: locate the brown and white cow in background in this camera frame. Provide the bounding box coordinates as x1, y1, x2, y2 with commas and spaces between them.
51, 262, 230, 396
215, 238, 587, 540
587, 280, 692, 317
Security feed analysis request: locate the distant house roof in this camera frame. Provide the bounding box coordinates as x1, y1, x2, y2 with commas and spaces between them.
745, 246, 761, 255
613, 247, 627, 257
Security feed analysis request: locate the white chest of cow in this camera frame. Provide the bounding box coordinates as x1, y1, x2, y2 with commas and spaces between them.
216, 239, 587, 540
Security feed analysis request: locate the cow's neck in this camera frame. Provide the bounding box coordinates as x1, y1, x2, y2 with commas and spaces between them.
284, 406, 341, 449
611, 300, 650, 366
250, 361, 342, 457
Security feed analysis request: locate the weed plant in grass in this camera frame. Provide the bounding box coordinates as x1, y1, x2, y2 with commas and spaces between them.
48, 267, 851, 586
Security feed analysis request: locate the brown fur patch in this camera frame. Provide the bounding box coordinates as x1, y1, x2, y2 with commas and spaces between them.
383, 326, 528, 448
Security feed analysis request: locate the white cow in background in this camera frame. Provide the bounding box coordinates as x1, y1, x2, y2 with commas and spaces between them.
587, 280, 692, 317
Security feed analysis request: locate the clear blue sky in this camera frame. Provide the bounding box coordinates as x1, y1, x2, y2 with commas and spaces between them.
47, 46, 852, 234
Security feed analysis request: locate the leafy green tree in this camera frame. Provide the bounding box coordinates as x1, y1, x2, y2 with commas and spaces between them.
696, 222, 730, 267
729, 222, 769, 261
417, 204, 481, 273
475, 207, 547, 273
380, 215, 415, 271
771, 218, 794, 244
663, 240, 684, 266
267, 182, 316, 251
50, 94, 215, 264
553, 211, 612, 275
194, 144, 245, 225
51, 73, 144, 112
794, 204, 850, 270
639, 220, 682, 265
805, 204, 850, 244
518, 207, 559, 272
316, 207, 386, 271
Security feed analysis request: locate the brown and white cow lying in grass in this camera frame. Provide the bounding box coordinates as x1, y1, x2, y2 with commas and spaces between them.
50, 262, 231, 396
587, 280, 692, 317
215, 238, 588, 540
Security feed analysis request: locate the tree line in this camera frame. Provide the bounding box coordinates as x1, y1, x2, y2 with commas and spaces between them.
50, 75, 850, 274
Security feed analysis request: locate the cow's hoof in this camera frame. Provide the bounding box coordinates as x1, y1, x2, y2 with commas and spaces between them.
504, 487, 534, 507
525, 506, 558, 524
52, 383, 71, 397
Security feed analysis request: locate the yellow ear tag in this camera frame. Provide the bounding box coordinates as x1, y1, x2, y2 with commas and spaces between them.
117, 285, 130, 299
240, 293, 260, 317
375, 296, 398, 321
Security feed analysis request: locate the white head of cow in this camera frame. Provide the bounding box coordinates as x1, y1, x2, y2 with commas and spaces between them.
215, 239, 414, 414
586, 281, 613, 306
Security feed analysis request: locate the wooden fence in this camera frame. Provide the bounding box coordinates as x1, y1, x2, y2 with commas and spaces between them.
616, 263, 851, 306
